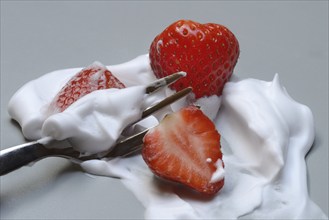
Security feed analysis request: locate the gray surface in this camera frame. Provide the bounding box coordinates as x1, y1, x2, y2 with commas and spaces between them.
1, 1, 328, 219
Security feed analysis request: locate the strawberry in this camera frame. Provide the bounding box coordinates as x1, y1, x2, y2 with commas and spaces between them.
48, 62, 125, 113
149, 19, 239, 98
142, 105, 224, 195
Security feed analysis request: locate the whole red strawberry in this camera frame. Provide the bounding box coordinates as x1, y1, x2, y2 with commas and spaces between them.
48, 62, 125, 113
149, 19, 239, 98
142, 105, 224, 195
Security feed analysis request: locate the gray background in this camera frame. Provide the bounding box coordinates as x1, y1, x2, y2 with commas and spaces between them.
1, 1, 328, 219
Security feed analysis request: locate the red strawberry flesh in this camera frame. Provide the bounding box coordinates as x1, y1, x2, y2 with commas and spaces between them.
142, 105, 224, 195
149, 19, 239, 98
49, 62, 125, 113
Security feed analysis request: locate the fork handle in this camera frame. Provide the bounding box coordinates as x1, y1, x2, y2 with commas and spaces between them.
0, 142, 51, 176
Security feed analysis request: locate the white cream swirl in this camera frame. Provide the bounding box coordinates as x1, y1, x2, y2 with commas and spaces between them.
7, 55, 327, 219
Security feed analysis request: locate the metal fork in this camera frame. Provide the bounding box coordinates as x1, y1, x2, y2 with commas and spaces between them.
0, 72, 192, 176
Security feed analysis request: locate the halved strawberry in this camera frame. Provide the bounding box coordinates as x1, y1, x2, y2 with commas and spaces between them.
48, 62, 125, 113
142, 105, 224, 195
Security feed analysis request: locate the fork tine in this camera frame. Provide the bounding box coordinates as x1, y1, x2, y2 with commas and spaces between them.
142, 87, 192, 119
104, 129, 148, 158
100, 87, 193, 159
145, 71, 186, 94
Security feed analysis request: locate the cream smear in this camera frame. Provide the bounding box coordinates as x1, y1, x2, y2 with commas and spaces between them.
8, 55, 327, 219
82, 74, 327, 219
42, 86, 146, 154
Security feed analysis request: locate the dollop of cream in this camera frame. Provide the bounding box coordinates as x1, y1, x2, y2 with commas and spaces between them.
42, 86, 146, 154
214, 74, 326, 219
8, 67, 81, 140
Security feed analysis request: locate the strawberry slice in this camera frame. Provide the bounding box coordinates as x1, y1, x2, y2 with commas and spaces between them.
142, 105, 224, 195
48, 62, 125, 113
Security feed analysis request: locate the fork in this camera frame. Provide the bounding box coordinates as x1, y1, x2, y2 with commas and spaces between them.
0, 72, 192, 176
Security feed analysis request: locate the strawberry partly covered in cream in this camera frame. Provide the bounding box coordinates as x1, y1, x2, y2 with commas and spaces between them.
48, 61, 125, 114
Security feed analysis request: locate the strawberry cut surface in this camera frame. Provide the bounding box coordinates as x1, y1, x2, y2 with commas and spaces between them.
49, 62, 125, 113
142, 105, 224, 195
149, 19, 239, 98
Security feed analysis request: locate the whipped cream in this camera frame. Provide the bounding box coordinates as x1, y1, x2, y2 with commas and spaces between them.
8, 55, 156, 142
8, 55, 327, 219
81, 73, 327, 219
215, 75, 325, 219
42, 86, 146, 154
8, 54, 218, 153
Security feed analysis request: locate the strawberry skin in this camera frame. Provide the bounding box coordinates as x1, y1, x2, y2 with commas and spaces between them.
49, 62, 125, 113
142, 105, 224, 195
149, 19, 239, 98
